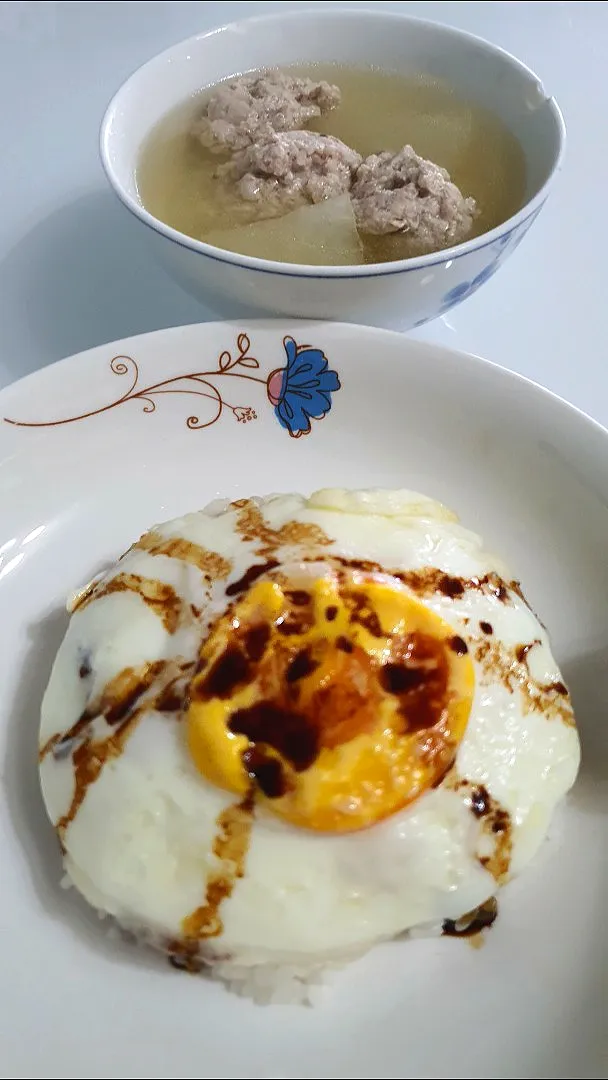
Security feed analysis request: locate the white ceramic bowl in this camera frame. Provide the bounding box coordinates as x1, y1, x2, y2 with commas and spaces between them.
100, 10, 565, 330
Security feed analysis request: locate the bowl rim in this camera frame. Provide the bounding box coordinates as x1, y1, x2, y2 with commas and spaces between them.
99, 7, 567, 281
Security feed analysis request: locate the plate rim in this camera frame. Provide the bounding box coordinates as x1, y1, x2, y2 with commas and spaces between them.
1, 318, 607, 453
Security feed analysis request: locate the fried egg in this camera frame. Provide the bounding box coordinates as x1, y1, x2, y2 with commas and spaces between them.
38, 489, 580, 993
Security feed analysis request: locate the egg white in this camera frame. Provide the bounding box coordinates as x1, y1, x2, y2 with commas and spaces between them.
39, 489, 580, 965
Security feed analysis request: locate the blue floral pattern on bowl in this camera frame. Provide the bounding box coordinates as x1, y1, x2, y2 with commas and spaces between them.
439, 261, 501, 312
439, 219, 533, 315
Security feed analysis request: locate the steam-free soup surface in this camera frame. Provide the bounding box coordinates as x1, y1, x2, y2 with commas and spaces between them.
137, 64, 526, 266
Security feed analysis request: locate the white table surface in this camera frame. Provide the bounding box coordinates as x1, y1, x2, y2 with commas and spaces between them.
0, 0, 603, 424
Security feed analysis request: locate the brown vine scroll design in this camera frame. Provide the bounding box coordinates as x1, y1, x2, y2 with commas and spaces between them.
3, 334, 263, 431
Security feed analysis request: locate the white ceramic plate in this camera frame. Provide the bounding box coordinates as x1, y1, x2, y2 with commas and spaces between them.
0, 321, 605, 1080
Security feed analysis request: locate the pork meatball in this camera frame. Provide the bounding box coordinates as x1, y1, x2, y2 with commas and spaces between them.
192, 70, 341, 153
217, 130, 362, 215
351, 145, 477, 251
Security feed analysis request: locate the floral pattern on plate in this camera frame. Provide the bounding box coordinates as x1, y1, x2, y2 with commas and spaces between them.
3, 333, 341, 440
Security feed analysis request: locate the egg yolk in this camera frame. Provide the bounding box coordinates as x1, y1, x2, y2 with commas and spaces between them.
187, 576, 474, 832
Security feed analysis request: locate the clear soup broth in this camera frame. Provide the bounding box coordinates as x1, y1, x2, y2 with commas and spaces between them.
137, 64, 527, 266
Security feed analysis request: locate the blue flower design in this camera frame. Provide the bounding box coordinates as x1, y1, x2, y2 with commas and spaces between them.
493, 230, 515, 252
439, 261, 499, 313
266, 337, 341, 438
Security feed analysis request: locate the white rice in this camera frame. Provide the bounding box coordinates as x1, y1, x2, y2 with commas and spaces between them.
63, 869, 346, 1004
209, 957, 338, 1006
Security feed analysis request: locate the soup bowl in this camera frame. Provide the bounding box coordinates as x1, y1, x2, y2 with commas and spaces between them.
100, 9, 565, 330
